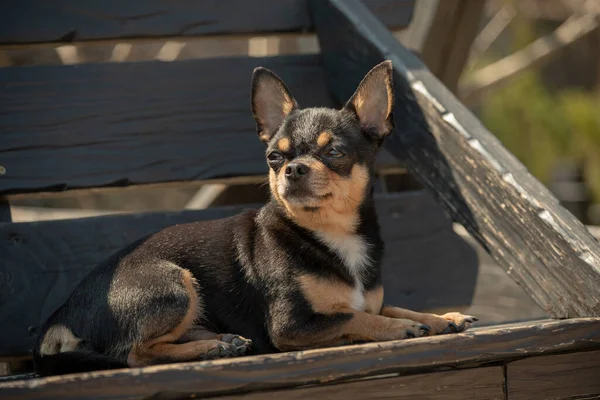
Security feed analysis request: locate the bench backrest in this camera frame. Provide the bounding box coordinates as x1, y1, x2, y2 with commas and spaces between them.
0, 1, 481, 362
0, 0, 414, 197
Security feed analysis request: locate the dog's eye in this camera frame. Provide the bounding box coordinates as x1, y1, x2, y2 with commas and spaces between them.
327, 148, 344, 158
267, 152, 284, 162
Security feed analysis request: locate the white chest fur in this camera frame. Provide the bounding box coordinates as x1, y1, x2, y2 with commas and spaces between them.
316, 232, 372, 311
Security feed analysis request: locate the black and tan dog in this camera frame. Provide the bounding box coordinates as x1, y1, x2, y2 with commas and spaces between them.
33, 61, 477, 376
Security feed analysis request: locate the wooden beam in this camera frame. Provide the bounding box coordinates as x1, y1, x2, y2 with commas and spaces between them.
1, 319, 599, 400
215, 367, 505, 399
507, 350, 600, 400
0, 0, 415, 44
310, 0, 600, 317
461, 10, 600, 106
0, 55, 332, 195
0, 54, 402, 195
419, 0, 485, 93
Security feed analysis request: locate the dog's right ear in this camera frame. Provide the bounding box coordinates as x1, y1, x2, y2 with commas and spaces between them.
251, 67, 298, 143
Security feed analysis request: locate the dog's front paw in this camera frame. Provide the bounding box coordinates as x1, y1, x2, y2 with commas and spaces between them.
439, 312, 478, 334
390, 318, 431, 340
219, 334, 253, 356
420, 312, 478, 335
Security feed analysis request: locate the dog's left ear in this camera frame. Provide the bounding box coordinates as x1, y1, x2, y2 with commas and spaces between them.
345, 60, 394, 139
251, 67, 298, 143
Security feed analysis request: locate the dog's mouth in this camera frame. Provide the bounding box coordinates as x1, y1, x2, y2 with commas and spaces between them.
279, 183, 333, 207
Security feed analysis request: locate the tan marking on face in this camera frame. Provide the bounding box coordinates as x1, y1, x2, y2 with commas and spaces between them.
277, 137, 290, 152
317, 131, 332, 148
39, 325, 81, 356
273, 162, 370, 235
269, 160, 289, 203
259, 132, 271, 143
364, 285, 384, 314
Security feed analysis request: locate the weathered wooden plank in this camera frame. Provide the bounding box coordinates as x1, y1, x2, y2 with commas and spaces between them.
0, 54, 400, 195
310, 0, 600, 317
0, 55, 328, 194
215, 367, 505, 399
507, 350, 600, 400
457, 227, 548, 323
0, 191, 476, 357
0, 0, 414, 44
0, 199, 10, 222
1, 319, 599, 400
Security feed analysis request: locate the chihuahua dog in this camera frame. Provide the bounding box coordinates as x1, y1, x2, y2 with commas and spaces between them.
33, 61, 476, 376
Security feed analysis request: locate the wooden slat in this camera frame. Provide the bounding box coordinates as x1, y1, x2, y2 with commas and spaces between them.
310, 0, 600, 318
0, 54, 400, 195
507, 350, 600, 400
1, 319, 599, 400
0, 0, 414, 44
0, 55, 326, 194
0, 191, 476, 357
215, 367, 505, 399
0, 199, 10, 222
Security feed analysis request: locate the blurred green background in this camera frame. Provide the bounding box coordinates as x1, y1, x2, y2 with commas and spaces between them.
465, 2, 600, 223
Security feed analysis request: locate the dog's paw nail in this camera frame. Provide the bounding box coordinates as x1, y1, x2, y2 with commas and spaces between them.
405, 330, 416, 338
232, 337, 246, 347
471, 316, 479, 322
419, 324, 431, 334
441, 322, 459, 334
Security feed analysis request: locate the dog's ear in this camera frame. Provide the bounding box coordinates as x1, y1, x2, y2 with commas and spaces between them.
345, 60, 394, 139
251, 67, 298, 143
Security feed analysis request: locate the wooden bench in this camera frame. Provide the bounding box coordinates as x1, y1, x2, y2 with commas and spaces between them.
1, 0, 600, 398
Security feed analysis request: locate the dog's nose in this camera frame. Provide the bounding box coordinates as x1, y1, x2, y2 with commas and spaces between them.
285, 162, 310, 181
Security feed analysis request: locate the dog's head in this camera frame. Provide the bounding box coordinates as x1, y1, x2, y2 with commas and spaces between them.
251, 61, 394, 234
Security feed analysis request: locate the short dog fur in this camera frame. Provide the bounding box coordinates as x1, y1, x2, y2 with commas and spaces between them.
33, 61, 477, 376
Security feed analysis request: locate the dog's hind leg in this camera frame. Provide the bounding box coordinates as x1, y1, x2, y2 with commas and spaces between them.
126, 268, 250, 367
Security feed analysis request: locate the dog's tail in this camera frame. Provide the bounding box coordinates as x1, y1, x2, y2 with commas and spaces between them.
34, 350, 127, 376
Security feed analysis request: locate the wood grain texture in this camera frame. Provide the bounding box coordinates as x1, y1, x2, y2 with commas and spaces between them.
310, 0, 600, 318
0, 0, 414, 44
459, 229, 548, 323
1, 319, 599, 400
507, 350, 600, 400
0, 54, 399, 195
215, 367, 505, 399
0, 191, 477, 357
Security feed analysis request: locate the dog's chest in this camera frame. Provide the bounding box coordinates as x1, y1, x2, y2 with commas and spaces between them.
317, 232, 371, 311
